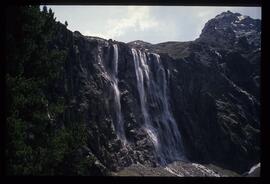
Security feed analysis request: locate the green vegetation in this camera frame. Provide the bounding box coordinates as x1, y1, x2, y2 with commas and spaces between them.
5, 5, 98, 175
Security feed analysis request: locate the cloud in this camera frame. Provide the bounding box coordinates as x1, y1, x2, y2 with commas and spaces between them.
84, 6, 159, 40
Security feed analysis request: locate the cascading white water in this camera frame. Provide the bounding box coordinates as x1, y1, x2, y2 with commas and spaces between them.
131, 49, 157, 146
153, 53, 185, 162
131, 48, 185, 165
97, 44, 126, 144
112, 44, 126, 144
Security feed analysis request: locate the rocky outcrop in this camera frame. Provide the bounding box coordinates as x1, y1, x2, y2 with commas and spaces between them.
54, 11, 260, 175
247, 163, 261, 177
243, 163, 260, 177
112, 161, 241, 177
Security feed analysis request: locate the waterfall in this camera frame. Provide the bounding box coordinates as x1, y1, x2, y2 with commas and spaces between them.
131, 49, 156, 146
97, 43, 127, 144
112, 44, 126, 144
131, 48, 185, 165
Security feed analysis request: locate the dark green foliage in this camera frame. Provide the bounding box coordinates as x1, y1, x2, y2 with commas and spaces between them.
42, 6, 48, 13
5, 5, 97, 175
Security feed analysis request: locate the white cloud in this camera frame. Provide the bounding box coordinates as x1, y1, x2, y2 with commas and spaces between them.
84, 6, 159, 40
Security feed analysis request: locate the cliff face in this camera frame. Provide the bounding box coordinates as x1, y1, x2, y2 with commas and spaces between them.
55, 11, 260, 174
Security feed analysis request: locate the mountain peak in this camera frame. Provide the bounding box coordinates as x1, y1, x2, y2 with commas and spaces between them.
198, 11, 261, 49
213, 11, 249, 22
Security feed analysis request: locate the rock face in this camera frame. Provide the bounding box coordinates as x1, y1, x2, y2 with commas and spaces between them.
56, 11, 260, 175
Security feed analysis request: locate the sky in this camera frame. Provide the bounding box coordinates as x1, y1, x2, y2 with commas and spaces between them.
46, 6, 261, 44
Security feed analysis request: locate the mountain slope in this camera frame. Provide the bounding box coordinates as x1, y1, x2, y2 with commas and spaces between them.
63, 11, 260, 174
6, 8, 260, 176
